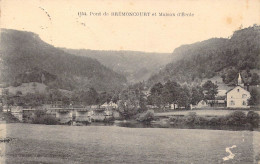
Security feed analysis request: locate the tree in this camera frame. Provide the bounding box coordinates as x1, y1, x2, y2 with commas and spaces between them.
137, 110, 155, 122
222, 68, 238, 84
138, 91, 147, 112
71, 90, 82, 104
80, 88, 99, 105
248, 88, 260, 106
247, 111, 259, 127
177, 85, 191, 108
150, 82, 163, 95
117, 89, 140, 119
22, 93, 46, 107
161, 81, 181, 108
98, 91, 112, 104
48, 89, 63, 103
191, 86, 204, 105
202, 80, 218, 100
117, 99, 139, 119
149, 83, 164, 108
250, 73, 260, 85
16, 91, 23, 96
112, 93, 119, 103
116, 84, 149, 119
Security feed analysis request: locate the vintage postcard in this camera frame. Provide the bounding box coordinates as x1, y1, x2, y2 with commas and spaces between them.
0, 0, 260, 163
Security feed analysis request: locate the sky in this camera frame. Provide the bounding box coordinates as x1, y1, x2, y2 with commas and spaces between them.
1, 0, 260, 53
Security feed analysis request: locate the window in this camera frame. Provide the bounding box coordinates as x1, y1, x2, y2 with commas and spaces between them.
242, 101, 246, 106
242, 94, 247, 98
230, 100, 235, 106
237, 89, 240, 92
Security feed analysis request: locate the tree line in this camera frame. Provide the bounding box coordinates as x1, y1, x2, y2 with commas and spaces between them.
1, 87, 119, 108
147, 80, 218, 109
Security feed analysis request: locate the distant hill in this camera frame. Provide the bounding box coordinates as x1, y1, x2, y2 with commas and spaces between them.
62, 49, 171, 83
0, 29, 127, 91
148, 25, 260, 86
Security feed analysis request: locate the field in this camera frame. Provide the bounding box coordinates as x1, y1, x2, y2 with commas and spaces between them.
0, 123, 260, 164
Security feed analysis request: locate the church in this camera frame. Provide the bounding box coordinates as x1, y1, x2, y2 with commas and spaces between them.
226, 73, 251, 108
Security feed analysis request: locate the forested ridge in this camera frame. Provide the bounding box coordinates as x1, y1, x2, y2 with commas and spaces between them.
148, 25, 260, 86
62, 49, 171, 83
0, 29, 127, 91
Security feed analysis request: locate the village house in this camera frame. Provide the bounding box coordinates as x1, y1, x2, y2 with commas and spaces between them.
226, 73, 251, 108
193, 100, 209, 109
170, 103, 178, 109
100, 101, 118, 109
142, 89, 151, 99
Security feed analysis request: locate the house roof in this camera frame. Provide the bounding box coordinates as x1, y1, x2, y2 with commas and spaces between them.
198, 100, 207, 103
226, 85, 250, 94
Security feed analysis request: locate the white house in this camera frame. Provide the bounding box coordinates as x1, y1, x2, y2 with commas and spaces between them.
226, 73, 251, 108
196, 100, 209, 108
190, 100, 209, 109
100, 101, 118, 109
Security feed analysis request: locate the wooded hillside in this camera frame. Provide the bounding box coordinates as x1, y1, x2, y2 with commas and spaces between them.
0, 29, 127, 91
148, 25, 260, 86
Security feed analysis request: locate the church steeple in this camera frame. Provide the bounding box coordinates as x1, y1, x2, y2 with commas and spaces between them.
238, 73, 243, 86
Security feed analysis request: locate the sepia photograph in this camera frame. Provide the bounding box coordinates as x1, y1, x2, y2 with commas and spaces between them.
0, 0, 260, 163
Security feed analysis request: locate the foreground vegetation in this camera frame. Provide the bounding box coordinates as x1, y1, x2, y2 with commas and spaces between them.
169, 111, 260, 128
2, 124, 259, 163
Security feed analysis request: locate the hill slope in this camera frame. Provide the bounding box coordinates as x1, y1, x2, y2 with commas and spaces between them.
0, 29, 127, 91
62, 49, 171, 83
148, 25, 260, 86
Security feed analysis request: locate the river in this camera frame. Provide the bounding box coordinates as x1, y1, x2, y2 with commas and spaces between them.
0, 123, 259, 163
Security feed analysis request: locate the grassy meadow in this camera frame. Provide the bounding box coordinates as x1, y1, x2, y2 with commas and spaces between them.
0, 123, 259, 163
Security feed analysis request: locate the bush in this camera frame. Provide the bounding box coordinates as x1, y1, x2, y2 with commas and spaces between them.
34, 110, 46, 118
137, 110, 155, 122
194, 116, 208, 125
247, 111, 260, 127
204, 111, 259, 127
183, 112, 197, 125
217, 116, 228, 125
104, 116, 115, 123
169, 116, 178, 122
42, 115, 59, 125
208, 117, 219, 126
32, 115, 59, 125
225, 111, 247, 126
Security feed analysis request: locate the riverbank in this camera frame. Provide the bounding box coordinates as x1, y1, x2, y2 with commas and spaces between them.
1, 109, 260, 132
154, 109, 260, 117
0, 123, 259, 163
